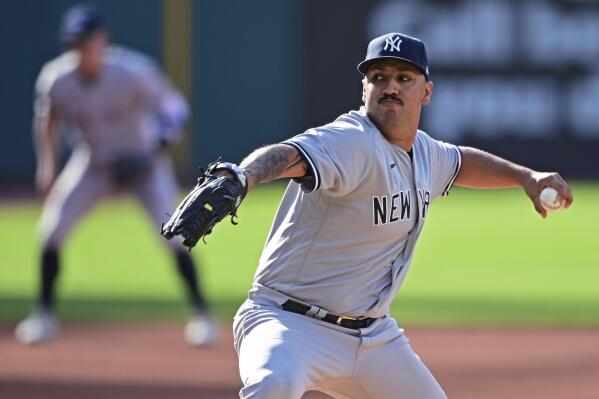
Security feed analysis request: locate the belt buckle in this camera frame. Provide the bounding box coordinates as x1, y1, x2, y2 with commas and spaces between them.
335, 315, 360, 325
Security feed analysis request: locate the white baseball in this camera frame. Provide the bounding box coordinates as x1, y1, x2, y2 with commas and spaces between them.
539, 187, 565, 212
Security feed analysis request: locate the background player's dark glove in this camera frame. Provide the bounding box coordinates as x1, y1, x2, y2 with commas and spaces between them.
109, 153, 153, 186
161, 161, 248, 250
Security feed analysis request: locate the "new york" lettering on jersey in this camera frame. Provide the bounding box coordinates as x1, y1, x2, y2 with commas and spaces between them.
418, 189, 430, 219
372, 188, 431, 226
372, 191, 410, 226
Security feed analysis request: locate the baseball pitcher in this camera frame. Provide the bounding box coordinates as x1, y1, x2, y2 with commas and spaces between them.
162, 32, 573, 398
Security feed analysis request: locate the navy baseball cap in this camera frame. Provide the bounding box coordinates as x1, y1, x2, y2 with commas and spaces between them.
357, 32, 430, 80
60, 3, 105, 46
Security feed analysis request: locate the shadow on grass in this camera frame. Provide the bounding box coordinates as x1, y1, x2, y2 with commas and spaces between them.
1, 294, 598, 326
0, 295, 247, 323
392, 295, 599, 326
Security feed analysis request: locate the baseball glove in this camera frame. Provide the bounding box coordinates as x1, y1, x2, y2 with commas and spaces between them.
161, 161, 248, 250
109, 153, 152, 186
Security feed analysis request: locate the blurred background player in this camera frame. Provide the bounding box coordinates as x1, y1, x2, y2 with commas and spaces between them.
15, 3, 217, 347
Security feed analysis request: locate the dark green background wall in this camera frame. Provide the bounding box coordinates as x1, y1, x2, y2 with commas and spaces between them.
192, 0, 305, 166
2, 0, 598, 187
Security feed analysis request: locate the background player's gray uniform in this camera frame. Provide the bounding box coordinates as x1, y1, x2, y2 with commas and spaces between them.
234, 108, 460, 398
35, 46, 187, 249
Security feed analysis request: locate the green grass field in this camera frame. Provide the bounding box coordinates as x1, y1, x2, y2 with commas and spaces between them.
1, 182, 598, 326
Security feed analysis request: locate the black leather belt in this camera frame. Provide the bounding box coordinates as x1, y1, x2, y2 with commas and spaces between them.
281, 300, 379, 329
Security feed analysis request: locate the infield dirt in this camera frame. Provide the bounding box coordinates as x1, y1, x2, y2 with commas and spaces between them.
1, 323, 598, 398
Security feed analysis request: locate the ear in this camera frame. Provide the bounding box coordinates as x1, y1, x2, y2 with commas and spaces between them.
421, 80, 433, 106
362, 77, 368, 104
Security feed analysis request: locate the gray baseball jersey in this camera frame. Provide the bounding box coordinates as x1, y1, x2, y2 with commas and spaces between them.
252, 107, 461, 318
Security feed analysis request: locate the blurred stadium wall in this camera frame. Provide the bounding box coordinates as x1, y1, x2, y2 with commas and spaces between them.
2, 0, 598, 187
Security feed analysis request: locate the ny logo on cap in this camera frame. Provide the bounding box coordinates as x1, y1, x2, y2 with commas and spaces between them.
383, 35, 402, 52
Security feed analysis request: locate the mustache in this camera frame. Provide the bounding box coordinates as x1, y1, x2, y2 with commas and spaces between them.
378, 94, 404, 106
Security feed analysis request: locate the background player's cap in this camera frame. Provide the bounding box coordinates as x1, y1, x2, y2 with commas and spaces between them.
357, 32, 430, 81
60, 3, 105, 46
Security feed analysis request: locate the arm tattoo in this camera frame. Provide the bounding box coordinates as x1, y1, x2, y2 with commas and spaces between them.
240, 144, 303, 185
287, 151, 304, 170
